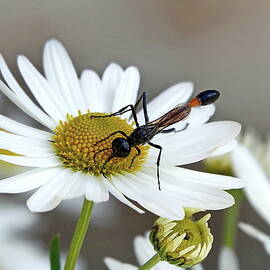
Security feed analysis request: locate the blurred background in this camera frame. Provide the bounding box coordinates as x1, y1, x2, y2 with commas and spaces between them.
0, 0, 269, 269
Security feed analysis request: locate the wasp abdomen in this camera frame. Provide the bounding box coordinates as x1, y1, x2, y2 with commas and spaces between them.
189, 90, 220, 107
196, 90, 220, 106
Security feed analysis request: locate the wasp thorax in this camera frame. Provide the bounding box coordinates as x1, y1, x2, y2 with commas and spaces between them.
52, 112, 149, 177
149, 208, 213, 268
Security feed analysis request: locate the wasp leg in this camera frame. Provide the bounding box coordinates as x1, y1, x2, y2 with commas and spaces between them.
160, 123, 189, 134
90, 105, 132, 117
90, 92, 147, 127
100, 154, 115, 178
160, 128, 175, 134
148, 142, 162, 191
94, 130, 129, 146
93, 147, 112, 163
141, 91, 149, 124
127, 91, 149, 127
129, 146, 141, 169
90, 104, 140, 127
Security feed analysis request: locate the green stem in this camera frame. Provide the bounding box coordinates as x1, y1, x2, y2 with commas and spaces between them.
222, 190, 244, 248
64, 199, 94, 270
138, 253, 161, 270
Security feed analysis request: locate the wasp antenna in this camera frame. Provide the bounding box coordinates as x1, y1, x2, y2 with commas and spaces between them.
188, 90, 220, 107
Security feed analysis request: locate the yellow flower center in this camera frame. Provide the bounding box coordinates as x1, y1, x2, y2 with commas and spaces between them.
51, 112, 149, 177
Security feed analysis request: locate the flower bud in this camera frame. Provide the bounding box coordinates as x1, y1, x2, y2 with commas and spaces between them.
149, 208, 213, 268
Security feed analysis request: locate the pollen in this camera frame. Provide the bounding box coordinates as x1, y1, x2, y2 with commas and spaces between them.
51, 112, 149, 177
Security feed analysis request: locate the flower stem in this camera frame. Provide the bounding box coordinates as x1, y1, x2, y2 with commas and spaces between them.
64, 199, 94, 270
222, 190, 244, 248
138, 253, 161, 270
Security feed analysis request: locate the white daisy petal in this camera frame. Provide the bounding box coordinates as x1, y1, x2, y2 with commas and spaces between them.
0, 131, 53, 157
0, 114, 52, 140
102, 63, 124, 112
43, 42, 73, 115
27, 168, 72, 212
104, 257, 137, 270
83, 175, 109, 202
0, 130, 49, 145
0, 154, 59, 167
57, 171, 88, 199
231, 145, 270, 225
80, 69, 105, 112
0, 141, 53, 158
192, 264, 204, 270
133, 233, 154, 266
17, 55, 65, 122
151, 121, 241, 166
210, 139, 238, 157
112, 67, 140, 117
106, 180, 144, 214
218, 247, 239, 270
0, 79, 56, 130
43, 39, 86, 113
158, 167, 236, 209
0, 55, 57, 129
140, 166, 236, 210
134, 232, 167, 270
159, 166, 244, 190
0, 167, 59, 193
56, 171, 83, 199
137, 82, 193, 123
239, 222, 270, 255
112, 173, 185, 220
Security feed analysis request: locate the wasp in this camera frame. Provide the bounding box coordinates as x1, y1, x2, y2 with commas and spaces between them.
91, 90, 220, 190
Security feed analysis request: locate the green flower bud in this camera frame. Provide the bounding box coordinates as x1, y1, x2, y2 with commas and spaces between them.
149, 208, 213, 268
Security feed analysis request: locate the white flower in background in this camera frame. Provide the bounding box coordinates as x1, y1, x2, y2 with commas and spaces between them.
231, 129, 270, 254
0, 39, 243, 219
0, 201, 87, 270
104, 231, 184, 270
0, 202, 49, 270
192, 247, 239, 270
104, 231, 239, 270
238, 222, 270, 255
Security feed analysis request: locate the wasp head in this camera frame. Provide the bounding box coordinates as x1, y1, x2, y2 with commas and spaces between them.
112, 138, 131, 158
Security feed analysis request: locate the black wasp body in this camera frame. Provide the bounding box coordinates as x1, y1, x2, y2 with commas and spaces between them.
92, 90, 220, 190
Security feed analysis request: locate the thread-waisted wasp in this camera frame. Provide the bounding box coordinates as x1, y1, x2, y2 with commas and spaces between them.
91, 90, 220, 190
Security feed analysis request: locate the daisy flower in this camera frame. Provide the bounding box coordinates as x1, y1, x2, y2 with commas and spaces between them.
104, 231, 239, 270
0, 39, 243, 219
231, 129, 270, 254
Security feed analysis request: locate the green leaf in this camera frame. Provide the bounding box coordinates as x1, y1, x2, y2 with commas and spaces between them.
50, 234, 61, 270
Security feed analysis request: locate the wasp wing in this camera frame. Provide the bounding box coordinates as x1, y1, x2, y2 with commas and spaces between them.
146, 103, 191, 137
